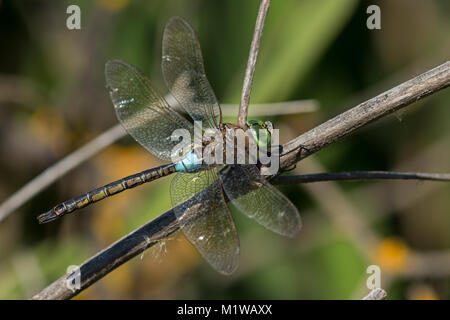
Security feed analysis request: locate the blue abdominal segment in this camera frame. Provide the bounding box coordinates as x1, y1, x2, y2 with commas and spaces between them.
174, 150, 202, 172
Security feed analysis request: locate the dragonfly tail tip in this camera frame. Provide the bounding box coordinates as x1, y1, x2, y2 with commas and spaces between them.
37, 210, 59, 224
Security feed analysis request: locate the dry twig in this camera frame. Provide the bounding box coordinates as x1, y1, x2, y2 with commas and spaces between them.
237, 0, 271, 127
278, 61, 450, 170
273, 171, 450, 184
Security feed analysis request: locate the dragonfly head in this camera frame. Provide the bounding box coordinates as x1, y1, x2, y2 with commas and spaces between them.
246, 119, 273, 149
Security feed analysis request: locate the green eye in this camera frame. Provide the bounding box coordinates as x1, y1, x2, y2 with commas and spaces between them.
246, 119, 261, 127
246, 119, 272, 149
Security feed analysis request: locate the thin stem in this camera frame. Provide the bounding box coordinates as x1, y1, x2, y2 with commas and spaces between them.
272, 171, 450, 184
0, 125, 125, 223
32, 61, 450, 300
237, 0, 271, 128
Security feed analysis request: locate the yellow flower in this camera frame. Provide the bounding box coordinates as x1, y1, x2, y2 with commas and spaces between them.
375, 238, 410, 273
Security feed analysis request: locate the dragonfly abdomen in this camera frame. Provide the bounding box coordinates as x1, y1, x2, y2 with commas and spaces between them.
37, 163, 177, 224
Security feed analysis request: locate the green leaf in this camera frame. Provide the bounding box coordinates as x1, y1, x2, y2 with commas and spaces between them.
227, 0, 358, 103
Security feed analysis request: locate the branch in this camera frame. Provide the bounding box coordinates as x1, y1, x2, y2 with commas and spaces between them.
32, 60, 450, 300
278, 61, 450, 170
237, 0, 271, 127
272, 171, 450, 184
32, 208, 179, 300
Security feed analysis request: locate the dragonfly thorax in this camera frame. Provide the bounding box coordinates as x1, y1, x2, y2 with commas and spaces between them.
174, 120, 274, 172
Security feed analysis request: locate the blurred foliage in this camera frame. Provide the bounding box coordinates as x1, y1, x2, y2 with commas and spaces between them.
0, 0, 449, 299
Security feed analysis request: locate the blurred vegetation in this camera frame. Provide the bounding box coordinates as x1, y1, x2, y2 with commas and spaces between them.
0, 0, 449, 299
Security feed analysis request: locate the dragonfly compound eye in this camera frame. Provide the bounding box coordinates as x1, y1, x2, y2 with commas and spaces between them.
245, 120, 272, 150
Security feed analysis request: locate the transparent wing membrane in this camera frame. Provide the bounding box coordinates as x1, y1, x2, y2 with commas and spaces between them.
162, 16, 220, 129
170, 168, 240, 274
105, 59, 194, 162
103, 17, 302, 276
220, 165, 302, 237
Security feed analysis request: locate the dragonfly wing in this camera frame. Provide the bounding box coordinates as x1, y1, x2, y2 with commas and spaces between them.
162, 16, 220, 129
171, 168, 239, 274
220, 165, 302, 238
105, 59, 193, 162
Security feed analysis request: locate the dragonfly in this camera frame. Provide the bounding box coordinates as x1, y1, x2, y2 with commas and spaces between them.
37, 16, 301, 274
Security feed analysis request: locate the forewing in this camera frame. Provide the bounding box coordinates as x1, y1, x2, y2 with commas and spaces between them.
105, 59, 193, 162
171, 168, 239, 274
220, 165, 302, 237
162, 16, 220, 129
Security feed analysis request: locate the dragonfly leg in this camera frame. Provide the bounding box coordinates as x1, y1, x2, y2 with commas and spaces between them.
280, 143, 311, 158
276, 144, 310, 174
